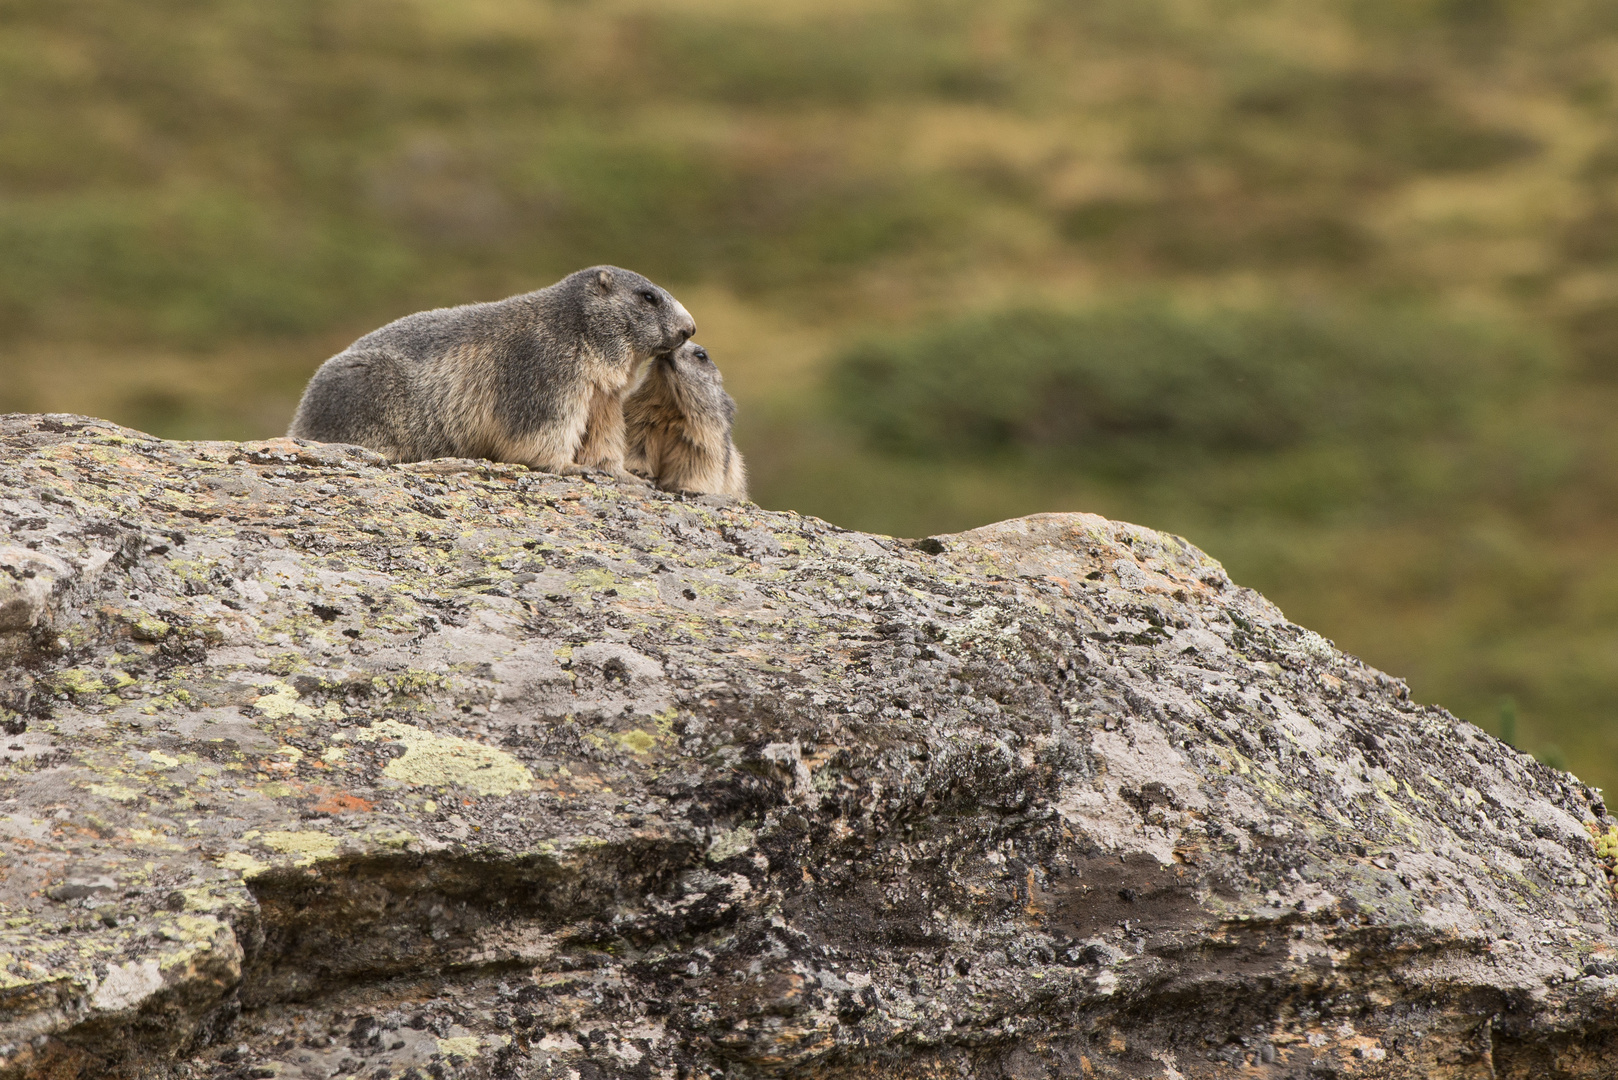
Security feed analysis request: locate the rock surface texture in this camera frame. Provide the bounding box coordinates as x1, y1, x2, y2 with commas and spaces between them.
1, 413, 1616, 1080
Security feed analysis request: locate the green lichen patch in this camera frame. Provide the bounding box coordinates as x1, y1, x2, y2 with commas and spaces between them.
1588, 820, 1618, 900
47, 668, 108, 695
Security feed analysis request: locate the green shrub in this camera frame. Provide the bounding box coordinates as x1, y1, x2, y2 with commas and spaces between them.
0, 191, 413, 345
642, 14, 1013, 107
829, 301, 1556, 466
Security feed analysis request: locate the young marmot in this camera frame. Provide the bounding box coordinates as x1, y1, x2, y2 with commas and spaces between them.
288, 266, 696, 481
623, 342, 747, 498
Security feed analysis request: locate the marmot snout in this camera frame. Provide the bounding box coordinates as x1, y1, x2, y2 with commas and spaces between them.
624, 342, 747, 499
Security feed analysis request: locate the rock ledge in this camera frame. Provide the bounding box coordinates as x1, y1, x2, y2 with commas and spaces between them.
1, 414, 1615, 1079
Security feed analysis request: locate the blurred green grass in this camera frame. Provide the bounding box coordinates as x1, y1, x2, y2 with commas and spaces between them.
4, 0, 1618, 786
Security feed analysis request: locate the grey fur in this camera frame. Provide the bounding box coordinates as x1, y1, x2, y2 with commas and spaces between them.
288, 266, 696, 479
623, 342, 748, 499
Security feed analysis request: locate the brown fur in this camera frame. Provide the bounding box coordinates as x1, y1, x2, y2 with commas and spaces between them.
624, 342, 747, 498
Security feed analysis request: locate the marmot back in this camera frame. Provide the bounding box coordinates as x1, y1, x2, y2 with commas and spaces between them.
288, 266, 695, 480
623, 342, 747, 499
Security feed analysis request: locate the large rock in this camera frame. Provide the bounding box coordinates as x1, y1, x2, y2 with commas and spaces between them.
1, 412, 1615, 1079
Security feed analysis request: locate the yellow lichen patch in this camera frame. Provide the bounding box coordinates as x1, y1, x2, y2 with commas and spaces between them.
707, 825, 756, 863
1586, 821, 1618, 900
258, 830, 341, 866
0, 954, 39, 990
250, 680, 342, 722
436, 1036, 483, 1058
353, 719, 533, 796
262, 652, 305, 676
162, 557, 213, 584
53, 669, 105, 694
1370, 777, 1418, 830
368, 669, 449, 709
88, 782, 142, 803
155, 915, 232, 972
141, 688, 193, 715
130, 615, 171, 641
569, 568, 657, 601
614, 729, 660, 755
366, 828, 419, 850
172, 913, 228, 941
176, 886, 237, 913
217, 851, 267, 877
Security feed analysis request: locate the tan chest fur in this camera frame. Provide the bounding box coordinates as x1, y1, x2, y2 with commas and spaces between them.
623, 363, 746, 498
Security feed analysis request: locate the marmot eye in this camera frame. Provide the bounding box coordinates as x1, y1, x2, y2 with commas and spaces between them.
637, 289, 661, 306
693, 348, 709, 362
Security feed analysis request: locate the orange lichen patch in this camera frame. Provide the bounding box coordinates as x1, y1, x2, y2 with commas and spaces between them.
310, 793, 374, 814
1024, 866, 1043, 916
560, 771, 607, 794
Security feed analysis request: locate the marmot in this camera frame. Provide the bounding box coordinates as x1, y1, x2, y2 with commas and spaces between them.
623, 341, 748, 498
288, 266, 696, 480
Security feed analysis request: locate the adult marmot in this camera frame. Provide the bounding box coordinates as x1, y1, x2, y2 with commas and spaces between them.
624, 342, 747, 498
288, 266, 696, 480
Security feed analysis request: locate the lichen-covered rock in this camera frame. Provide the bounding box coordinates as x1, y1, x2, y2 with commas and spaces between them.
1, 412, 1615, 1080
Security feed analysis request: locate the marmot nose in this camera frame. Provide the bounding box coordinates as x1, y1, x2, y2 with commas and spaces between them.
669, 301, 696, 344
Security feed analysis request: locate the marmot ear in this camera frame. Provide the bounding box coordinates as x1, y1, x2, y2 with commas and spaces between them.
595, 269, 615, 292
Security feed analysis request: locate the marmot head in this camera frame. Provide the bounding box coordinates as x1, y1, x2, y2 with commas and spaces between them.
572, 265, 696, 359
635, 342, 737, 437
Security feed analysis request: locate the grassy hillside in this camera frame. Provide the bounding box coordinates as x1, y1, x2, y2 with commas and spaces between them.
4, 0, 1618, 785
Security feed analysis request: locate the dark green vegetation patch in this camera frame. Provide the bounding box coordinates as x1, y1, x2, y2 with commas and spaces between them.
829, 302, 1564, 518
